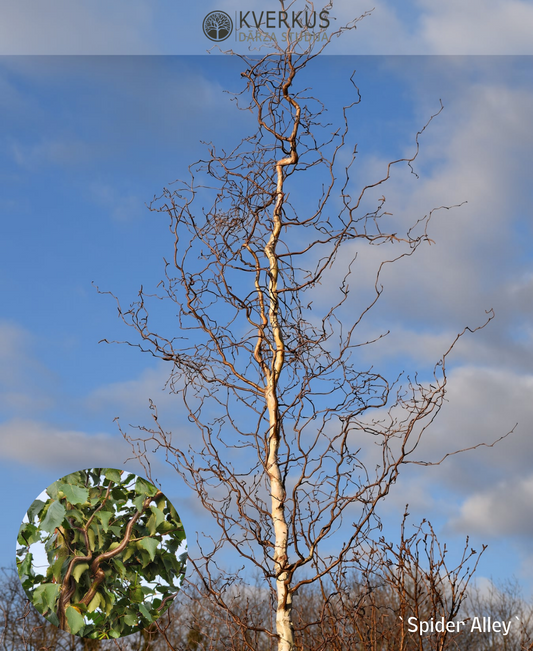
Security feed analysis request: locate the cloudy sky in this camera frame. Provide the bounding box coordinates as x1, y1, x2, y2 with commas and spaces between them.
1, 1, 533, 599
1, 0, 533, 55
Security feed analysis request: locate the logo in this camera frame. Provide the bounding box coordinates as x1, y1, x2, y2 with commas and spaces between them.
203, 11, 233, 42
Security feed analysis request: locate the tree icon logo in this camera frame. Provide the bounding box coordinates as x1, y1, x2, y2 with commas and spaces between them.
203, 11, 233, 42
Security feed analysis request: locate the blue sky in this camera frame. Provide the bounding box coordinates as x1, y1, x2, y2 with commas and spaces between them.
2, 1, 533, 602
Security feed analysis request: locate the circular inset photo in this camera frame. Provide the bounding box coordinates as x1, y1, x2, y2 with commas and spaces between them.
16, 468, 187, 639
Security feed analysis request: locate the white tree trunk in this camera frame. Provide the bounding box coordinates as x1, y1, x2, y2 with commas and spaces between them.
264, 56, 300, 650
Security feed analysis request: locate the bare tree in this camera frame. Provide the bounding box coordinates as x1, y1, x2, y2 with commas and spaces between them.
4, 561, 532, 651
0, 567, 99, 651
461, 578, 533, 651
378, 511, 485, 651
285, 512, 484, 651
0, 567, 179, 651
102, 11, 508, 651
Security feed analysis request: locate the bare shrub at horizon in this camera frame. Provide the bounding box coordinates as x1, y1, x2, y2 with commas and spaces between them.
3, 562, 533, 650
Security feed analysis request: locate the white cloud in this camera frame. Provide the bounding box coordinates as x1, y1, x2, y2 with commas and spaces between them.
86, 365, 178, 414
418, 0, 533, 54
0, 0, 157, 55
0, 318, 191, 473
11, 137, 97, 170
0, 418, 134, 470
84, 364, 201, 450
329, 0, 533, 54
450, 475, 533, 537
0, 321, 53, 416
0, 321, 31, 382
328, 75, 533, 339
402, 366, 533, 483
325, 2, 416, 54
90, 182, 146, 223
327, 358, 533, 582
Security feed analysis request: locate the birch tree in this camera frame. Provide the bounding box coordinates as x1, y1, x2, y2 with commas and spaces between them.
104, 16, 503, 651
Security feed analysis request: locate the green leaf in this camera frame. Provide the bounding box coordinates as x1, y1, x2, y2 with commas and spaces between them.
31, 584, 46, 608
47, 612, 60, 628
168, 502, 179, 521
111, 486, 128, 502
123, 610, 138, 626
96, 510, 113, 533
123, 544, 135, 562
87, 592, 101, 613
113, 558, 126, 577
17, 522, 41, 546
130, 586, 143, 603
44, 583, 61, 611
32, 583, 61, 613
138, 603, 153, 623
133, 494, 146, 513
71, 601, 88, 614
107, 525, 122, 536
87, 527, 96, 551
162, 550, 186, 580
150, 504, 165, 528
66, 606, 85, 635
95, 523, 104, 550
138, 537, 159, 562
50, 557, 64, 582
89, 611, 106, 628
103, 468, 122, 483
156, 520, 175, 534
40, 500, 66, 533
166, 538, 179, 554
138, 549, 152, 568
141, 584, 155, 596
66, 509, 84, 524
72, 562, 89, 583
147, 514, 157, 536
27, 499, 46, 521
46, 481, 61, 499
62, 471, 84, 485
57, 483, 89, 505
17, 552, 34, 579
103, 590, 115, 616
135, 477, 158, 497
